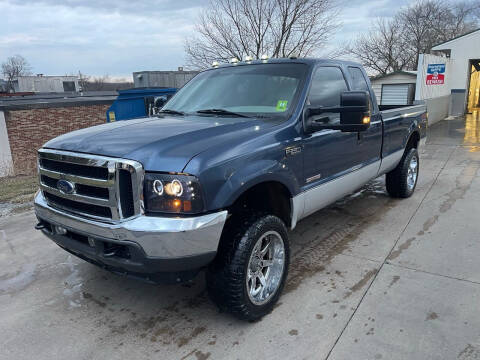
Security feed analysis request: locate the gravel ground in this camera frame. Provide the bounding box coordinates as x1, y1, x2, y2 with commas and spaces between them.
0, 175, 37, 217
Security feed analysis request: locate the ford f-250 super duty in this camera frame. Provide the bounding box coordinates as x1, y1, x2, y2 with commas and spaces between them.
34, 58, 427, 320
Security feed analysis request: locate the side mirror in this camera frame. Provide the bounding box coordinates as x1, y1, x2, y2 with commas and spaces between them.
304, 91, 371, 133
339, 91, 371, 131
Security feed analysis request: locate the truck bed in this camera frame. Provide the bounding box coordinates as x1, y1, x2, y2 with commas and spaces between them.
379, 103, 427, 120
378, 103, 426, 114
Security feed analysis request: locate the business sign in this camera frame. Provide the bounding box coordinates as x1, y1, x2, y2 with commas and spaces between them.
426, 63, 445, 85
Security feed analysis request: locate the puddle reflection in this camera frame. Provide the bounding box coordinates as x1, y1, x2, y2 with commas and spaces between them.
464, 110, 480, 145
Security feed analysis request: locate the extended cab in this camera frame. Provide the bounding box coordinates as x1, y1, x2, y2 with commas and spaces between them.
34, 58, 427, 320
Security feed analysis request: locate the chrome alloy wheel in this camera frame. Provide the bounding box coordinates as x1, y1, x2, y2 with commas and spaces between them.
246, 230, 285, 305
407, 154, 418, 190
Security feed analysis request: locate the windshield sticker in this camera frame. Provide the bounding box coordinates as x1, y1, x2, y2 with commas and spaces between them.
276, 100, 288, 112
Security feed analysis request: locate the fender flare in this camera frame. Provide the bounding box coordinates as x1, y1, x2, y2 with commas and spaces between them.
209, 159, 299, 211
404, 127, 421, 150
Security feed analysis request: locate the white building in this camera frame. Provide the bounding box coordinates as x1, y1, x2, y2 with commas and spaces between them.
430, 29, 480, 114
370, 71, 417, 105
13, 75, 79, 93
414, 28, 480, 123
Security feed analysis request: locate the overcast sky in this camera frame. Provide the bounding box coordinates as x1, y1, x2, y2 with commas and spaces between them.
0, 0, 433, 80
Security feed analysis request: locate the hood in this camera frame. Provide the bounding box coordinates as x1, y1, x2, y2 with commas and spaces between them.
44, 115, 279, 172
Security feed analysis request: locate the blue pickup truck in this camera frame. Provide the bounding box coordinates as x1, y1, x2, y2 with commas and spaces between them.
34, 58, 426, 320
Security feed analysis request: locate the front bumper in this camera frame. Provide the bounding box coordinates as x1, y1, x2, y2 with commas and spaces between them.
34, 192, 227, 280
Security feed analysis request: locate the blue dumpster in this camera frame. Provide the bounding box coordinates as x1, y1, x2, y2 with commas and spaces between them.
106, 87, 177, 122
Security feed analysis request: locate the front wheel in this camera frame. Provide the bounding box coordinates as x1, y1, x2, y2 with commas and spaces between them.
386, 148, 419, 198
206, 213, 289, 321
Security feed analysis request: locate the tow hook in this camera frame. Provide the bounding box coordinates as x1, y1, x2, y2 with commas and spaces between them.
35, 222, 46, 230
103, 245, 123, 258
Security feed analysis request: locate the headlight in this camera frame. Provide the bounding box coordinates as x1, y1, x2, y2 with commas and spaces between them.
144, 173, 205, 214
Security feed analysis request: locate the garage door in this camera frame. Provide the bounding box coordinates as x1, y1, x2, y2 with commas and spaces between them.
381, 84, 410, 105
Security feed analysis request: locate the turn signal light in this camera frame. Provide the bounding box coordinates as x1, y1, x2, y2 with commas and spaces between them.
183, 200, 192, 212
362, 116, 371, 124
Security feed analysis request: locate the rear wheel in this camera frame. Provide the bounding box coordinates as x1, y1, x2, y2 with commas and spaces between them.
206, 213, 289, 321
386, 148, 419, 198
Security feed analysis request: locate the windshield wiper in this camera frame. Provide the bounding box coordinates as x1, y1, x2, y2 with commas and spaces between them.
158, 109, 185, 116
196, 108, 250, 118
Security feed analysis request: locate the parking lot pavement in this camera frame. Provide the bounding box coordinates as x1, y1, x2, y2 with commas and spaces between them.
1, 114, 479, 360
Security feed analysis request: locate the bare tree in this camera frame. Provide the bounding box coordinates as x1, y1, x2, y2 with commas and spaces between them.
345, 0, 479, 75
74, 73, 133, 92
345, 19, 412, 75
399, 0, 478, 68
77, 71, 90, 92
185, 0, 341, 69
88, 75, 111, 91
449, 1, 480, 35
1, 55, 32, 92
474, 3, 480, 21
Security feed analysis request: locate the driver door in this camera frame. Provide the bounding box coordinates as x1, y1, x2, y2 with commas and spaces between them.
302, 66, 359, 216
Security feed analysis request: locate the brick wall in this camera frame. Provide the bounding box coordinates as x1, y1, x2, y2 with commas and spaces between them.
5, 104, 109, 175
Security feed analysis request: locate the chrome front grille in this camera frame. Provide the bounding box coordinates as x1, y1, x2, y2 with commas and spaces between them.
38, 149, 144, 222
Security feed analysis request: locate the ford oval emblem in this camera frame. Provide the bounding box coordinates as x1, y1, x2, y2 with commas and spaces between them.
57, 179, 75, 194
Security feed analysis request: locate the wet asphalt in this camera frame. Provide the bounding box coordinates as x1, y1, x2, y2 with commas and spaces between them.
1, 112, 480, 360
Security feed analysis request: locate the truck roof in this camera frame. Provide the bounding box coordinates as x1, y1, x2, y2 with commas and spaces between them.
210, 57, 363, 69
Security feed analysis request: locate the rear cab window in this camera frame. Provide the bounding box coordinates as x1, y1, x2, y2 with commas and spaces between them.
348, 66, 374, 112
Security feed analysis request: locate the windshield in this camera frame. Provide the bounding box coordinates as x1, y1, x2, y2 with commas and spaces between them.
163, 63, 307, 118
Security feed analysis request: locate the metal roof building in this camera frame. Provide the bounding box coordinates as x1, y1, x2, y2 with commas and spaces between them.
13, 75, 80, 93
133, 68, 198, 89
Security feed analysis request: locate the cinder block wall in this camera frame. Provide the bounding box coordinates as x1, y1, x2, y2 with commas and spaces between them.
425, 95, 451, 126
5, 104, 109, 175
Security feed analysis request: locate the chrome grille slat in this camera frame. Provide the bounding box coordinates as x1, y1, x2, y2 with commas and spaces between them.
38, 149, 144, 222
39, 183, 113, 206
43, 192, 112, 220
39, 167, 113, 188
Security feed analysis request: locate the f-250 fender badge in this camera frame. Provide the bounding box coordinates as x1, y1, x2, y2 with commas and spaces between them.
306, 174, 322, 183
285, 146, 302, 156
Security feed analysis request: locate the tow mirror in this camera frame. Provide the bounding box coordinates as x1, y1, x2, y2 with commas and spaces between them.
304, 91, 371, 133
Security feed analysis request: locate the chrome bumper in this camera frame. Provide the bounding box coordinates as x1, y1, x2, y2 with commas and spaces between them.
34, 192, 227, 259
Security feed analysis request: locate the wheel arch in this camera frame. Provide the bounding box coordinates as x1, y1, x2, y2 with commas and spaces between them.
227, 180, 294, 228
405, 129, 421, 151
